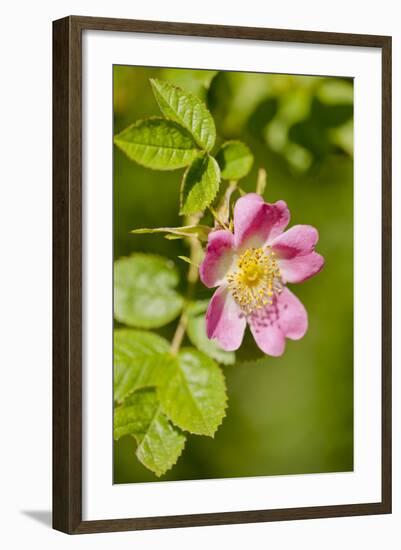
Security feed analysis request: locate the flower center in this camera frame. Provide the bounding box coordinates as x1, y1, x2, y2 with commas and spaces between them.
226, 247, 282, 314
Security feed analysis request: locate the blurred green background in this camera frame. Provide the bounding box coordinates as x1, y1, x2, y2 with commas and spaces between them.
113, 66, 353, 483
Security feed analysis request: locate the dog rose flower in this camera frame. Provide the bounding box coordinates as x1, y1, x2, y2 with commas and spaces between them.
199, 193, 324, 356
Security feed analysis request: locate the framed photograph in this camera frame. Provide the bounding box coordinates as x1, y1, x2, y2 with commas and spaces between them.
53, 16, 392, 534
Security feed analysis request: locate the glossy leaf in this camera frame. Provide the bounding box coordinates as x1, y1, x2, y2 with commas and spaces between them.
150, 78, 216, 151
156, 348, 227, 436
114, 254, 183, 328
114, 117, 199, 170
180, 154, 220, 216
114, 329, 170, 402
114, 389, 186, 477
215, 140, 254, 180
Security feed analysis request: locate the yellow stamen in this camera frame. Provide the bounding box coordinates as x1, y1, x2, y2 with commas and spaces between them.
226, 247, 282, 314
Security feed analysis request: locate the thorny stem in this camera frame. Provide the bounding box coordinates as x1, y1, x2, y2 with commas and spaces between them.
170, 215, 203, 355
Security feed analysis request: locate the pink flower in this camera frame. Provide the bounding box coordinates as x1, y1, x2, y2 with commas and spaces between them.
199, 193, 324, 356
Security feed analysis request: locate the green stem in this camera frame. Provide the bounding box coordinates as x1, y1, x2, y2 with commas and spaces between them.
170, 216, 202, 355
256, 168, 267, 195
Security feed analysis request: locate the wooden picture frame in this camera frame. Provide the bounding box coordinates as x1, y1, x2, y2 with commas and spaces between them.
53, 15, 392, 534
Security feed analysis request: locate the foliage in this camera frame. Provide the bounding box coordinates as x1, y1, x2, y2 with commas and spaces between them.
207, 72, 353, 172
150, 78, 216, 151
114, 254, 183, 328
114, 118, 200, 170
216, 140, 254, 180
114, 329, 170, 402
113, 72, 353, 480
113, 78, 254, 476
114, 388, 186, 476
180, 154, 220, 215
115, 77, 253, 216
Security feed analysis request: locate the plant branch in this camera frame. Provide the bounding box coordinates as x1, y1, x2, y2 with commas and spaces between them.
170, 215, 203, 355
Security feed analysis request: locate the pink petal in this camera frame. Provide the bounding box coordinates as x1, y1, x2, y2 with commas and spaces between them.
233, 193, 290, 250
276, 287, 308, 340
199, 230, 235, 288
248, 288, 308, 356
271, 225, 319, 258
249, 320, 285, 357
279, 252, 325, 284
271, 225, 325, 283
267, 201, 291, 241
206, 286, 246, 351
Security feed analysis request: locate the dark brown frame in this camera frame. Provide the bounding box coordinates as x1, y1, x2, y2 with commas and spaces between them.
53, 15, 392, 534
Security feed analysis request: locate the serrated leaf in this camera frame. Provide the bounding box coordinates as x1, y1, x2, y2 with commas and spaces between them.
156, 348, 227, 436
114, 389, 157, 439
150, 78, 216, 151
180, 154, 220, 216
131, 224, 211, 242
114, 254, 183, 328
114, 389, 186, 477
187, 314, 235, 366
114, 117, 200, 170
215, 140, 254, 180
114, 329, 170, 402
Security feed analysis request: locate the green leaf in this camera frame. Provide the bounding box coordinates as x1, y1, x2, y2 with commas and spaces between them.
180, 154, 220, 215
131, 224, 211, 242
215, 140, 254, 180
156, 348, 227, 436
114, 329, 170, 402
187, 312, 235, 366
150, 78, 216, 151
114, 117, 200, 170
114, 389, 186, 477
114, 254, 183, 328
